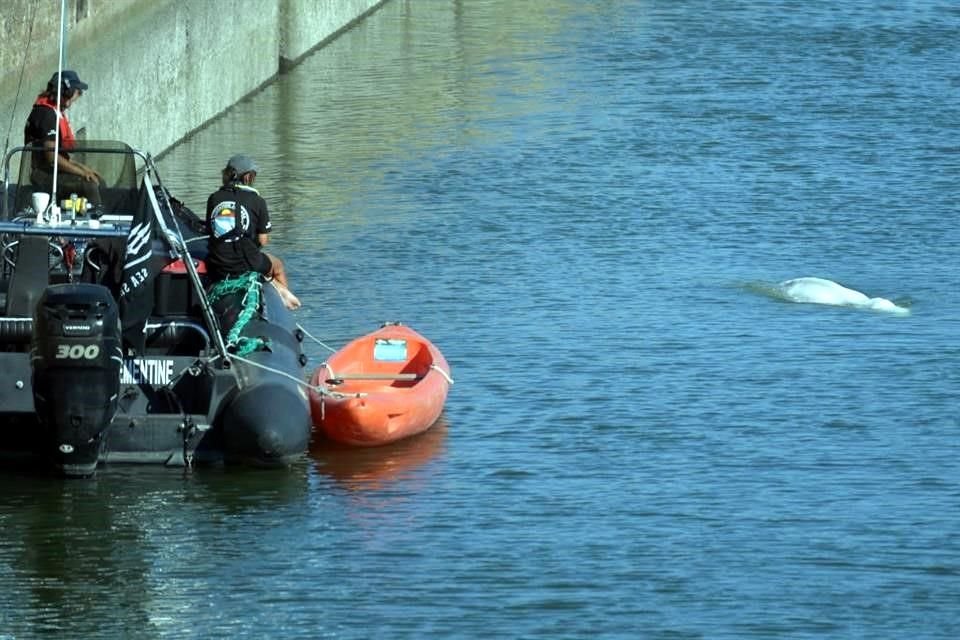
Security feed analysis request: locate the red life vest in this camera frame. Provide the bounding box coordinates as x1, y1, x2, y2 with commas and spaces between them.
33, 95, 76, 152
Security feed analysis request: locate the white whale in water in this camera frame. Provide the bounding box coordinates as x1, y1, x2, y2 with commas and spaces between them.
778, 277, 909, 314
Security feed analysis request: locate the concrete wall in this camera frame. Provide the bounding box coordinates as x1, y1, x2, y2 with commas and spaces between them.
279, 0, 390, 69
0, 0, 388, 158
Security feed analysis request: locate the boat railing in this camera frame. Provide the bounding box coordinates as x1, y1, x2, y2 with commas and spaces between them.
2, 141, 149, 221
0, 142, 143, 249
139, 158, 228, 360
144, 320, 212, 354
0, 215, 131, 288
0, 316, 211, 355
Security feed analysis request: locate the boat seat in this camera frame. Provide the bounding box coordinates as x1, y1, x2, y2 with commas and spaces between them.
161, 257, 207, 275
4, 236, 53, 316
325, 372, 423, 386
152, 258, 208, 317
327, 373, 421, 381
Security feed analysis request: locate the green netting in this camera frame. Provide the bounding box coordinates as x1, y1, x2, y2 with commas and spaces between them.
207, 272, 269, 356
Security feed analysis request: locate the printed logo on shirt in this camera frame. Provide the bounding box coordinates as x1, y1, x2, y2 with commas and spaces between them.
211, 201, 250, 240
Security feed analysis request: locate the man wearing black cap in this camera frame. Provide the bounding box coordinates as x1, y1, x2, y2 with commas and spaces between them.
23, 69, 103, 205
206, 155, 300, 309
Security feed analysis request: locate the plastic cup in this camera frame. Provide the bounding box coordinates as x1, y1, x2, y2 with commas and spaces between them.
31, 191, 50, 214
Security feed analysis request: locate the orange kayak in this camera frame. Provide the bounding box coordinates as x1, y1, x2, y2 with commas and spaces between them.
308, 324, 452, 446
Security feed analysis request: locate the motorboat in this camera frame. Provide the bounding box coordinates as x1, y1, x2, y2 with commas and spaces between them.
0, 140, 311, 476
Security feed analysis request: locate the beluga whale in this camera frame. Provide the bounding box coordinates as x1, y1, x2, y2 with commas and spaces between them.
776, 277, 910, 315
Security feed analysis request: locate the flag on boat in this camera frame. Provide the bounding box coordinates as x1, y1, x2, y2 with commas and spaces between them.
118, 174, 166, 353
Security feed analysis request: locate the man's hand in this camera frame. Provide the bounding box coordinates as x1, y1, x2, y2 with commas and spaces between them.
77, 163, 101, 182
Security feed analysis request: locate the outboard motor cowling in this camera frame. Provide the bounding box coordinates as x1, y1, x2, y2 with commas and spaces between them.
31, 284, 122, 476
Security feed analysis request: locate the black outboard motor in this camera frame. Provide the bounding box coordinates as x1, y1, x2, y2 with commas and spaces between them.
31, 284, 122, 477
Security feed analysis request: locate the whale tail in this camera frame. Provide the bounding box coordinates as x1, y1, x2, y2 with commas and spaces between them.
865, 297, 911, 315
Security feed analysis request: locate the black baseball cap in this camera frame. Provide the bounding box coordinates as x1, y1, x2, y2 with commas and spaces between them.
49, 70, 89, 91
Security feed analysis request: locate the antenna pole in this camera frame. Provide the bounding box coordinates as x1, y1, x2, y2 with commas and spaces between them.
51, 0, 68, 204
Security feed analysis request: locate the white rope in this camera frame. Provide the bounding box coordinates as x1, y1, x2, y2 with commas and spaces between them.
295, 323, 338, 353
224, 351, 364, 399
226, 323, 449, 401
431, 364, 454, 385
295, 323, 452, 385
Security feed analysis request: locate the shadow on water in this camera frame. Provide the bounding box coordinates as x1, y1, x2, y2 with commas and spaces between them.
0, 464, 309, 638
0, 470, 162, 636
309, 417, 448, 491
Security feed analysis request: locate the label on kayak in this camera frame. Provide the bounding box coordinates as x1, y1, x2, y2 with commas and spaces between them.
374, 339, 407, 362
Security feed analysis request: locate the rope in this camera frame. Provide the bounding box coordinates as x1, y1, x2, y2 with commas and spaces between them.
431, 364, 455, 385
223, 320, 452, 402
318, 361, 333, 380
295, 322, 339, 353
225, 351, 362, 400
207, 272, 268, 356
2, 1, 38, 160
296, 325, 454, 387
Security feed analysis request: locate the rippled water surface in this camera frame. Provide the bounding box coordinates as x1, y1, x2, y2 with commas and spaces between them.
2, 1, 959, 637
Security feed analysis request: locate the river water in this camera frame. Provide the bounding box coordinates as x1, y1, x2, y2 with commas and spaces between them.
2, 1, 959, 638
